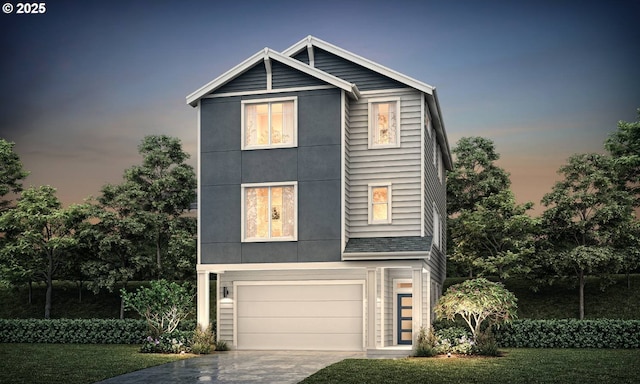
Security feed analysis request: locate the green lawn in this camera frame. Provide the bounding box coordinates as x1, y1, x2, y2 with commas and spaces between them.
300, 348, 640, 384
0, 344, 195, 384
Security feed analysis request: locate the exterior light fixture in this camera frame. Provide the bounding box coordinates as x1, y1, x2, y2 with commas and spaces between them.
223, 287, 229, 298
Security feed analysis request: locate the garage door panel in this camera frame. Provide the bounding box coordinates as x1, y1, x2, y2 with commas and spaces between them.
236, 283, 363, 351
239, 284, 361, 301
238, 299, 362, 318
238, 315, 363, 334
237, 332, 362, 351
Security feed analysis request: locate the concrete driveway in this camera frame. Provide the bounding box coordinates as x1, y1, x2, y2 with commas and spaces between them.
95, 350, 365, 383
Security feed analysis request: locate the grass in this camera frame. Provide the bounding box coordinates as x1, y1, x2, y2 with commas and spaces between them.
0, 344, 195, 384
300, 348, 640, 384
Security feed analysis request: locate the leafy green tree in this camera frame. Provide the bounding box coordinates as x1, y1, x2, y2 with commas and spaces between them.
165, 216, 197, 281
434, 278, 517, 341
451, 190, 538, 279
121, 279, 194, 337
0, 138, 29, 212
539, 153, 634, 319
80, 202, 151, 319
101, 135, 196, 278
605, 109, 640, 205
447, 137, 511, 215
0, 186, 89, 318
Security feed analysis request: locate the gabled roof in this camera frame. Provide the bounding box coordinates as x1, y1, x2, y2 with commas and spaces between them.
186, 47, 360, 107
283, 36, 452, 170
283, 36, 436, 95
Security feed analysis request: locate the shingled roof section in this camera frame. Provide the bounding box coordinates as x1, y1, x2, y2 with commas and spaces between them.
344, 236, 432, 254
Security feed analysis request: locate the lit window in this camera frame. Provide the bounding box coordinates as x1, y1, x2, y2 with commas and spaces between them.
368, 183, 392, 224
369, 99, 400, 148
242, 183, 297, 241
242, 98, 297, 149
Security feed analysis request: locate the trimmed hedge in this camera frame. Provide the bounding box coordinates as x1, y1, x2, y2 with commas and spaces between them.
0, 319, 197, 344
494, 319, 640, 349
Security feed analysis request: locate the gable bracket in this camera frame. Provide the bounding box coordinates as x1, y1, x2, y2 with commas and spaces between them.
307, 40, 315, 67
264, 49, 272, 91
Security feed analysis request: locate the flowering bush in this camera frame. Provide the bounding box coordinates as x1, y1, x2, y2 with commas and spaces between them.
435, 327, 474, 355
140, 331, 191, 354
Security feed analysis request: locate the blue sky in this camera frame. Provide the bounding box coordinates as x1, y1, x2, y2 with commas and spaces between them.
1, 0, 639, 212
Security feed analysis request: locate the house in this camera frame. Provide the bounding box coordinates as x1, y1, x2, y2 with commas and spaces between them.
187, 36, 451, 353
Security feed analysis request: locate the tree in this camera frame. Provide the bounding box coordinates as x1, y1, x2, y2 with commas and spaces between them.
165, 216, 197, 281
539, 153, 634, 319
101, 135, 196, 278
121, 279, 194, 337
451, 190, 538, 279
0, 138, 29, 212
604, 109, 640, 206
0, 186, 89, 318
434, 278, 517, 341
447, 137, 511, 215
80, 201, 151, 319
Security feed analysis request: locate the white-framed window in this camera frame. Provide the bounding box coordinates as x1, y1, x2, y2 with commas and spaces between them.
241, 97, 297, 150
368, 183, 392, 224
432, 203, 442, 249
432, 130, 437, 167
436, 144, 443, 183
368, 98, 400, 149
241, 182, 297, 242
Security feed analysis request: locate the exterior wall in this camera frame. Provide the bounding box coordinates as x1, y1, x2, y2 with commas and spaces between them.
200, 88, 343, 265
272, 61, 326, 89
312, 48, 406, 91
347, 89, 423, 238
216, 62, 267, 94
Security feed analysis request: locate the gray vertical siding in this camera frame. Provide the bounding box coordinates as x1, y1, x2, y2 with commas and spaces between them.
347, 89, 423, 238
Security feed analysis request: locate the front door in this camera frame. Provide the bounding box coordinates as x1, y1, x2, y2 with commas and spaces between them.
397, 293, 412, 344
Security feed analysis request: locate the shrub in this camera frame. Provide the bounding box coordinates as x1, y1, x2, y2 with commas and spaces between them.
494, 319, 640, 348
191, 324, 215, 354
414, 327, 438, 357
140, 330, 192, 354
435, 327, 474, 355
215, 339, 229, 351
473, 329, 499, 356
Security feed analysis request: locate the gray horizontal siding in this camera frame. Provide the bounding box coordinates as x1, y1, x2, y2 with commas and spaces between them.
292, 49, 310, 65
347, 89, 423, 238
215, 62, 266, 94
314, 48, 406, 91
271, 61, 326, 89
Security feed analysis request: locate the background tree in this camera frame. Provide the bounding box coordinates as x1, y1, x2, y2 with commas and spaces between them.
604, 109, 640, 206
452, 190, 538, 279
0, 138, 29, 212
538, 153, 634, 319
100, 135, 196, 278
434, 277, 517, 341
164, 216, 197, 281
0, 186, 89, 318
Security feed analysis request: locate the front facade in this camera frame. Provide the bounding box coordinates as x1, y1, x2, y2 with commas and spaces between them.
188, 36, 452, 352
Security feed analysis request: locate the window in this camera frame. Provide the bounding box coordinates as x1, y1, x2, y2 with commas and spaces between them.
242, 97, 297, 149
368, 183, 392, 224
433, 203, 442, 249
368, 98, 400, 148
436, 144, 443, 183
242, 182, 297, 241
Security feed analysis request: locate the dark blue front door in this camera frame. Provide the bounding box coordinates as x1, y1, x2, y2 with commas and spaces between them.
397, 293, 412, 344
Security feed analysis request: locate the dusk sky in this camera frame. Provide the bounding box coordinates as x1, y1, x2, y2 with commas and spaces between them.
1, 0, 639, 214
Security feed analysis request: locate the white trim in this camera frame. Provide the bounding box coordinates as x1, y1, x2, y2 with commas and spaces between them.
197, 259, 426, 273
368, 97, 401, 149
241, 181, 298, 242
264, 55, 272, 91
240, 96, 298, 150
368, 182, 392, 224
340, 90, 346, 252
359, 88, 415, 95
282, 36, 435, 95
432, 203, 441, 249
307, 40, 315, 67
187, 47, 358, 106
420, 93, 425, 238
203, 85, 336, 98
343, 251, 429, 260
196, 100, 202, 265
392, 278, 412, 346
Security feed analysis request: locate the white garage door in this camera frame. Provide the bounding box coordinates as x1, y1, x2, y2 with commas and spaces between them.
236, 282, 363, 351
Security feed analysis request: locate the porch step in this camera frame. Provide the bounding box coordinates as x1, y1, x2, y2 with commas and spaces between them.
366, 348, 412, 359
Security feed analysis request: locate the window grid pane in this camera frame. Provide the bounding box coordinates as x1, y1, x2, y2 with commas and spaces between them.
244, 101, 294, 148
372, 102, 397, 146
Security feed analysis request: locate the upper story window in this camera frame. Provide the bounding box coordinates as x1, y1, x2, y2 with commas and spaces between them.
242, 97, 297, 150
368, 183, 392, 224
368, 98, 400, 149
242, 182, 297, 242
433, 203, 442, 249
